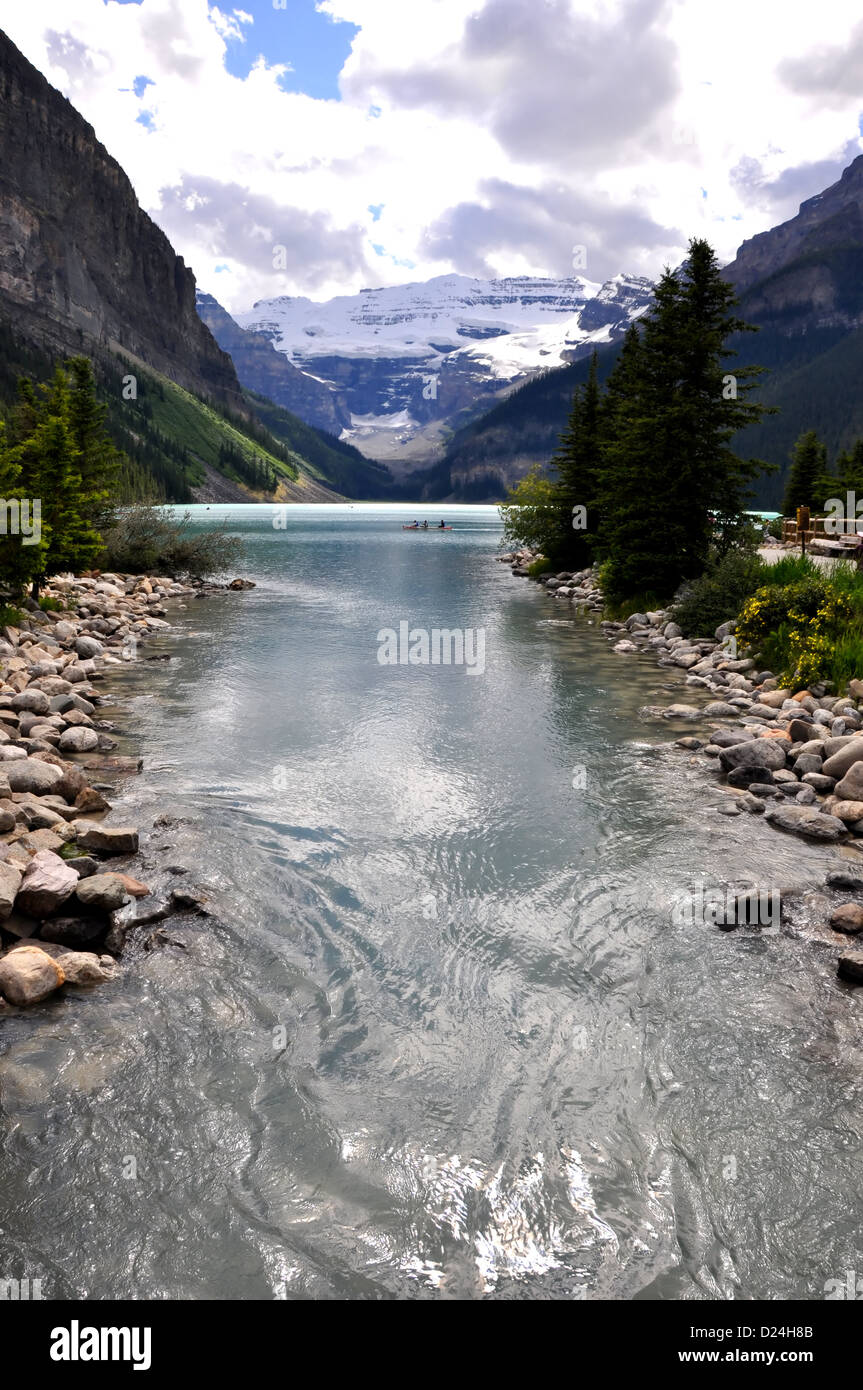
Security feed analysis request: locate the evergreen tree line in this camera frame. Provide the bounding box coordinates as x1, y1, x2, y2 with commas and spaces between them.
0, 357, 121, 596
218, 440, 279, 494
503, 238, 770, 605
781, 429, 863, 519
106, 408, 193, 503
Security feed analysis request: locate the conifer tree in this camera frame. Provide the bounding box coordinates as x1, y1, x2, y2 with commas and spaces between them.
599, 239, 768, 604
63, 357, 121, 526
550, 351, 601, 566
0, 419, 31, 594
781, 430, 827, 516
813, 437, 863, 515
3, 361, 115, 596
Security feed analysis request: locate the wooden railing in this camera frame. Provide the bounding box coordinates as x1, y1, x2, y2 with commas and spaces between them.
782, 518, 860, 543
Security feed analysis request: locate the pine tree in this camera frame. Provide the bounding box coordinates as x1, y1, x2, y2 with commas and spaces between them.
11, 410, 101, 592
782, 430, 827, 516
63, 357, 121, 527
0, 419, 32, 594
550, 351, 601, 566
599, 239, 769, 604
5, 363, 111, 595
814, 438, 863, 516
595, 323, 646, 564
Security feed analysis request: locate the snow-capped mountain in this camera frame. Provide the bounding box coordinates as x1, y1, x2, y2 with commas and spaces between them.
212, 272, 653, 468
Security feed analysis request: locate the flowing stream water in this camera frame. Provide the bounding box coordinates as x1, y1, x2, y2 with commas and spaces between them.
1, 504, 860, 1300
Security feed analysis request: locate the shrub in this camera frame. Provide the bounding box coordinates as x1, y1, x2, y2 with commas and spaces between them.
99, 505, 243, 578
0, 603, 24, 626
737, 575, 855, 686
673, 548, 767, 637
500, 464, 567, 557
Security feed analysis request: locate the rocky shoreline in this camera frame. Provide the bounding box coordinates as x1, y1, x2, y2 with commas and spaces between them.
0, 571, 254, 1010
500, 548, 863, 986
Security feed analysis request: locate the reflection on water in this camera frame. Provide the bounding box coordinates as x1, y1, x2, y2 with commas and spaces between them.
0, 505, 860, 1300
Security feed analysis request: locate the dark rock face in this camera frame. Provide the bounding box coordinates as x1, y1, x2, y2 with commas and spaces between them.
723, 154, 863, 330
196, 293, 351, 434
0, 30, 242, 408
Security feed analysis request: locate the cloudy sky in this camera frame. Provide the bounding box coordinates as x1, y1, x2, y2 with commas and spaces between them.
1, 0, 862, 313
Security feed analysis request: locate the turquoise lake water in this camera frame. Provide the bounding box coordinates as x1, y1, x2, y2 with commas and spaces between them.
0, 503, 860, 1299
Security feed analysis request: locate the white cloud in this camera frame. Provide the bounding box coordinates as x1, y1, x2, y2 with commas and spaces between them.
1, 0, 861, 313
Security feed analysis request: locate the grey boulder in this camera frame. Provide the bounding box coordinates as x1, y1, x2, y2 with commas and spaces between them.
718, 740, 788, 773
763, 804, 846, 840
5, 759, 65, 794
58, 727, 99, 753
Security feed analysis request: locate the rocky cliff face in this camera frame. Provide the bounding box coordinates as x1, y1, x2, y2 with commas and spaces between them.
195, 292, 351, 434
723, 154, 863, 331
0, 28, 241, 406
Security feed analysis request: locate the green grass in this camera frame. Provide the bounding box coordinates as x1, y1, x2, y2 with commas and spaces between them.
603, 592, 665, 621
757, 554, 823, 586
527, 557, 553, 577
0, 603, 24, 626
142, 371, 300, 486
825, 632, 863, 689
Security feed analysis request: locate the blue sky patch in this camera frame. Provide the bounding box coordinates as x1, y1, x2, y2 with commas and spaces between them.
219, 0, 358, 101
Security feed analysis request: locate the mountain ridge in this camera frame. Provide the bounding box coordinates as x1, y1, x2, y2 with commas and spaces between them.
218, 270, 653, 470
0, 27, 387, 502
409, 152, 863, 504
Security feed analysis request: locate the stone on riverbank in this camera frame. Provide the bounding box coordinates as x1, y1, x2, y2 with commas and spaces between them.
727, 764, 774, 788
834, 763, 863, 801
58, 727, 99, 753
75, 825, 139, 855
40, 915, 107, 946
763, 804, 846, 840
75, 875, 130, 913
718, 740, 788, 773
711, 729, 756, 749
822, 740, 863, 780
111, 873, 151, 898
0, 861, 22, 920
837, 949, 863, 982
15, 850, 79, 916
5, 759, 65, 795
802, 773, 836, 794
170, 886, 208, 913
793, 754, 823, 776
826, 800, 863, 822
0, 944, 65, 1004
74, 787, 111, 813
826, 870, 863, 891
829, 903, 863, 934
10, 939, 112, 986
